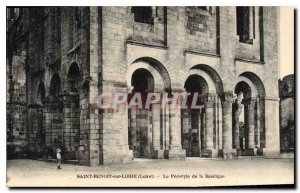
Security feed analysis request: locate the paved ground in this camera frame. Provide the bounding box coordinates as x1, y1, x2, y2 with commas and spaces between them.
7, 158, 294, 187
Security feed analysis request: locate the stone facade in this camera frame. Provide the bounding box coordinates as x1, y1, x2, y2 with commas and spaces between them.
7, 6, 281, 165
279, 74, 294, 152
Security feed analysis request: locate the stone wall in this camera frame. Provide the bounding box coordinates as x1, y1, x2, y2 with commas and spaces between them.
279, 74, 294, 152
8, 6, 281, 164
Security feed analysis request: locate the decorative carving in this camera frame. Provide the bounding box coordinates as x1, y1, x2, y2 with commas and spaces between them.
221, 92, 235, 109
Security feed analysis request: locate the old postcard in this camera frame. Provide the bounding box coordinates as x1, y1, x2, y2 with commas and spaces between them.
6, 6, 294, 187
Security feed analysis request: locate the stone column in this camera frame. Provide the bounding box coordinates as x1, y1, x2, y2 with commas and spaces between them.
233, 100, 241, 155
256, 97, 261, 149
263, 98, 280, 158
164, 92, 186, 160
243, 98, 256, 153
203, 94, 218, 157
151, 103, 164, 159
221, 92, 235, 159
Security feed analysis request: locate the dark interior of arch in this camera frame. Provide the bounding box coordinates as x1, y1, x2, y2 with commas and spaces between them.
68, 63, 80, 79
82, 81, 90, 96
184, 75, 208, 94
67, 63, 81, 93
131, 69, 154, 92
133, 57, 171, 93
50, 74, 61, 98
37, 82, 45, 102
239, 72, 265, 98
235, 81, 252, 99
190, 64, 223, 95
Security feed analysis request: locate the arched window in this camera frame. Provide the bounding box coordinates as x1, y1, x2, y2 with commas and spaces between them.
131, 6, 154, 25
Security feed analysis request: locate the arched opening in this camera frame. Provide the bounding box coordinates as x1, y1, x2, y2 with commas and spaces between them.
233, 81, 251, 153
190, 64, 224, 95
239, 72, 265, 154
37, 82, 46, 148
47, 74, 63, 156
233, 72, 265, 156
65, 63, 81, 160
132, 69, 154, 93
182, 75, 208, 157
49, 74, 61, 101
181, 66, 223, 158
127, 58, 171, 159
37, 82, 45, 105
129, 68, 154, 158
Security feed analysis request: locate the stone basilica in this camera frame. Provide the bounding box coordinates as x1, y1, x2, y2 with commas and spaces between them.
7, 7, 281, 165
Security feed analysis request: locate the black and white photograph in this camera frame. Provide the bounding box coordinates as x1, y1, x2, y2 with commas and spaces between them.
5, 4, 295, 188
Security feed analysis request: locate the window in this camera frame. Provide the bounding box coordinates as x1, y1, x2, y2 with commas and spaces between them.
74, 7, 81, 29
131, 6, 154, 25
236, 7, 255, 44
196, 6, 209, 11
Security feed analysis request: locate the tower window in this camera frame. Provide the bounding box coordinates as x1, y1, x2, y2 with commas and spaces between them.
131, 6, 154, 25
236, 7, 254, 44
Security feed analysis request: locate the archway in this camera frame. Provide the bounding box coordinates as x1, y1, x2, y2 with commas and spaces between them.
47, 74, 63, 157
182, 75, 208, 157
233, 72, 266, 156
127, 58, 170, 159
129, 69, 154, 158
182, 65, 223, 158
37, 82, 46, 148
64, 62, 81, 160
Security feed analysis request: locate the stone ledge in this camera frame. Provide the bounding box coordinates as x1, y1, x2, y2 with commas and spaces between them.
126, 40, 168, 50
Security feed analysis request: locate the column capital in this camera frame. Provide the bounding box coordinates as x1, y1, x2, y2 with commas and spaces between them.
221, 92, 235, 108
242, 98, 256, 109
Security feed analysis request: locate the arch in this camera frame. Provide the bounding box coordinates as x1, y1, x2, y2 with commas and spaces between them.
187, 69, 217, 94
49, 73, 61, 99
238, 72, 265, 98
131, 69, 154, 92
82, 81, 90, 97
67, 62, 81, 93
127, 57, 171, 92
236, 76, 258, 98
184, 74, 208, 94
68, 62, 81, 79
37, 82, 45, 103
189, 64, 224, 94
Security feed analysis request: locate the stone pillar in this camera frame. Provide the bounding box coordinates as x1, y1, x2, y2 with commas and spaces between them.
263, 98, 280, 158
249, 6, 254, 40
256, 98, 261, 149
243, 98, 257, 155
233, 100, 241, 155
151, 103, 164, 159
221, 92, 235, 159
164, 93, 186, 160
203, 94, 218, 157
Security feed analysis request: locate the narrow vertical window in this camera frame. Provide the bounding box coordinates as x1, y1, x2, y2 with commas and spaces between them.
74, 7, 81, 30
236, 6, 254, 44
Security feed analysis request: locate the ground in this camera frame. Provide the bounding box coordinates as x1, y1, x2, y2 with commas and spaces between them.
7, 157, 294, 187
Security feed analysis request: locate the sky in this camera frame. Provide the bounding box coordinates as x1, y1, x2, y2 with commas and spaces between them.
279, 7, 294, 78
